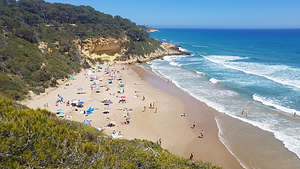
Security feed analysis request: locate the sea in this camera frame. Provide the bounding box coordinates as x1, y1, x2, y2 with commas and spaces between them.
147, 28, 300, 168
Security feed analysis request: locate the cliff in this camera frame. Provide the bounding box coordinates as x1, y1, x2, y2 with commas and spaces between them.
75, 37, 189, 64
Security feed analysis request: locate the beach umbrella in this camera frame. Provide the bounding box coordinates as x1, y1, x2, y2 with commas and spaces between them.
56, 108, 63, 112
88, 107, 94, 112
83, 120, 90, 125
78, 101, 84, 104
121, 96, 126, 98
126, 117, 131, 121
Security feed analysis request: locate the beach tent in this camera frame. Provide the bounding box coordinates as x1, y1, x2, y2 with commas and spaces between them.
71, 77, 75, 81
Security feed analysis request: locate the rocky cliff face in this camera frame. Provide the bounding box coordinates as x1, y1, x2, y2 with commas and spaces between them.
74, 37, 128, 62
115, 42, 190, 64
74, 38, 189, 64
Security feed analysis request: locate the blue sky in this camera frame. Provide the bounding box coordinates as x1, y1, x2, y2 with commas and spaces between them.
45, 0, 300, 28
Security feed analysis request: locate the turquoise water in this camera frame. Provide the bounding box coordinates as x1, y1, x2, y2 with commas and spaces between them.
148, 29, 300, 159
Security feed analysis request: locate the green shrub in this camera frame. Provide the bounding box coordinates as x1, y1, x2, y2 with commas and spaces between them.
0, 97, 222, 169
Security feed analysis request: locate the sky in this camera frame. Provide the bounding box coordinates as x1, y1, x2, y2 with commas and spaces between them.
45, 0, 300, 29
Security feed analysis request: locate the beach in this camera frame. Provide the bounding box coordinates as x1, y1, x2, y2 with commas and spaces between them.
23, 64, 243, 169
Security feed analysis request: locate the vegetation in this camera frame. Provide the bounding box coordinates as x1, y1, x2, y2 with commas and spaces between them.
0, 97, 221, 169
0, 0, 161, 100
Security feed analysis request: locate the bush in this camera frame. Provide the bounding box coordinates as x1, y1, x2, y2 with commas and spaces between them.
0, 97, 221, 169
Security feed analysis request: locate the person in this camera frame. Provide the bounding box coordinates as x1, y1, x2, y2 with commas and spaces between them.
143, 106, 146, 112
150, 103, 152, 109
197, 130, 204, 139
155, 107, 158, 113
294, 112, 297, 117
157, 138, 162, 145
142, 96, 145, 101
191, 123, 196, 129
180, 113, 186, 117
189, 153, 194, 161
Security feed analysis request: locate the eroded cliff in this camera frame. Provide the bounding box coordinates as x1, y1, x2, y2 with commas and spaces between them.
75, 38, 189, 64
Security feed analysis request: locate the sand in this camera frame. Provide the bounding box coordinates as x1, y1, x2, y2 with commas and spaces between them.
22, 64, 243, 169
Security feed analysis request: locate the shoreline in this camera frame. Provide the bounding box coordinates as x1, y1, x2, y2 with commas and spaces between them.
141, 62, 300, 169
131, 65, 244, 169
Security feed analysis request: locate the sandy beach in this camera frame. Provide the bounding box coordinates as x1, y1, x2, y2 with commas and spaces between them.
23, 64, 243, 169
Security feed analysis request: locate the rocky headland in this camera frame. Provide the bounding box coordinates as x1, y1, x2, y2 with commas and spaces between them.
74, 37, 190, 64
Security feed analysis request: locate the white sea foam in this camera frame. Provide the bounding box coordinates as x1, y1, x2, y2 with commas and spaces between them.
215, 117, 249, 169
195, 71, 205, 75
204, 55, 300, 89
178, 47, 188, 52
148, 60, 300, 159
253, 94, 300, 116
209, 78, 220, 84
169, 61, 181, 67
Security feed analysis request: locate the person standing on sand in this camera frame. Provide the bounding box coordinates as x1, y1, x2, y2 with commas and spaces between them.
189, 153, 194, 161
143, 106, 146, 112
157, 138, 162, 145
191, 123, 196, 129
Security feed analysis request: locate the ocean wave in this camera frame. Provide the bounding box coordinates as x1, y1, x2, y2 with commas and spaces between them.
192, 45, 208, 48
195, 71, 205, 75
163, 55, 187, 61
209, 78, 220, 84
203, 55, 300, 89
169, 61, 181, 67
252, 94, 299, 116
148, 61, 300, 159
178, 47, 188, 52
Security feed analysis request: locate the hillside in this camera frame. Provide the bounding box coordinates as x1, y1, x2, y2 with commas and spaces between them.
0, 97, 220, 169
0, 0, 163, 100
